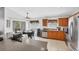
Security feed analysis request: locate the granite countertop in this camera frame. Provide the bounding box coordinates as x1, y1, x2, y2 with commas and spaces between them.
42, 29, 58, 32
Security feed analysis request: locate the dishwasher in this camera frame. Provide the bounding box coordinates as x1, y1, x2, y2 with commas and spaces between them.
42, 31, 47, 38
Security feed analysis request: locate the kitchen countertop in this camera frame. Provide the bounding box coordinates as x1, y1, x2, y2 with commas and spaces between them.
42, 28, 58, 31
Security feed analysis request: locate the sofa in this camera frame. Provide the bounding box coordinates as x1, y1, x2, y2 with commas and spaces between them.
0, 31, 4, 41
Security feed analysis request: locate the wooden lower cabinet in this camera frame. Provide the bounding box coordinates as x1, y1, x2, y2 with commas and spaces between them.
47, 31, 65, 41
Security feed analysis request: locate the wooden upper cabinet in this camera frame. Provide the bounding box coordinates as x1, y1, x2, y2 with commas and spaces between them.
48, 20, 57, 23
42, 19, 57, 26
59, 19, 63, 26
42, 19, 48, 26
58, 18, 68, 26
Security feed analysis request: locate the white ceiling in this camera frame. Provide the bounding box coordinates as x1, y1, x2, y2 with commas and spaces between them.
8, 7, 79, 19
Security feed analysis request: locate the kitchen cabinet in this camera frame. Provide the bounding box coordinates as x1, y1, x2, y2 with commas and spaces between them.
42, 19, 57, 27
48, 20, 57, 23
42, 19, 48, 26
58, 18, 68, 26
47, 31, 65, 41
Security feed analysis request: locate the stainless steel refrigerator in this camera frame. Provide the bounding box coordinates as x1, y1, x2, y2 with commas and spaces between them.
68, 15, 79, 51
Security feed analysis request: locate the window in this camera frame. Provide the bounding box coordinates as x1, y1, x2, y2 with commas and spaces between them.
13, 21, 26, 32
30, 20, 40, 29
6, 20, 10, 28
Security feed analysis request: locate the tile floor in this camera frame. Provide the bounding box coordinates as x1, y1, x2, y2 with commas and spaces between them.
40, 38, 71, 51
23, 35, 71, 51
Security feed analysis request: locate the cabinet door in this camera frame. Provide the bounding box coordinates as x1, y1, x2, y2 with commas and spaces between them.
48, 31, 52, 39
61, 32, 65, 41
59, 19, 63, 26
57, 31, 61, 40
48, 31, 57, 39
60, 32, 65, 41
42, 19, 48, 26
59, 18, 68, 26
56, 31, 65, 41
63, 19, 68, 26
52, 31, 57, 39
